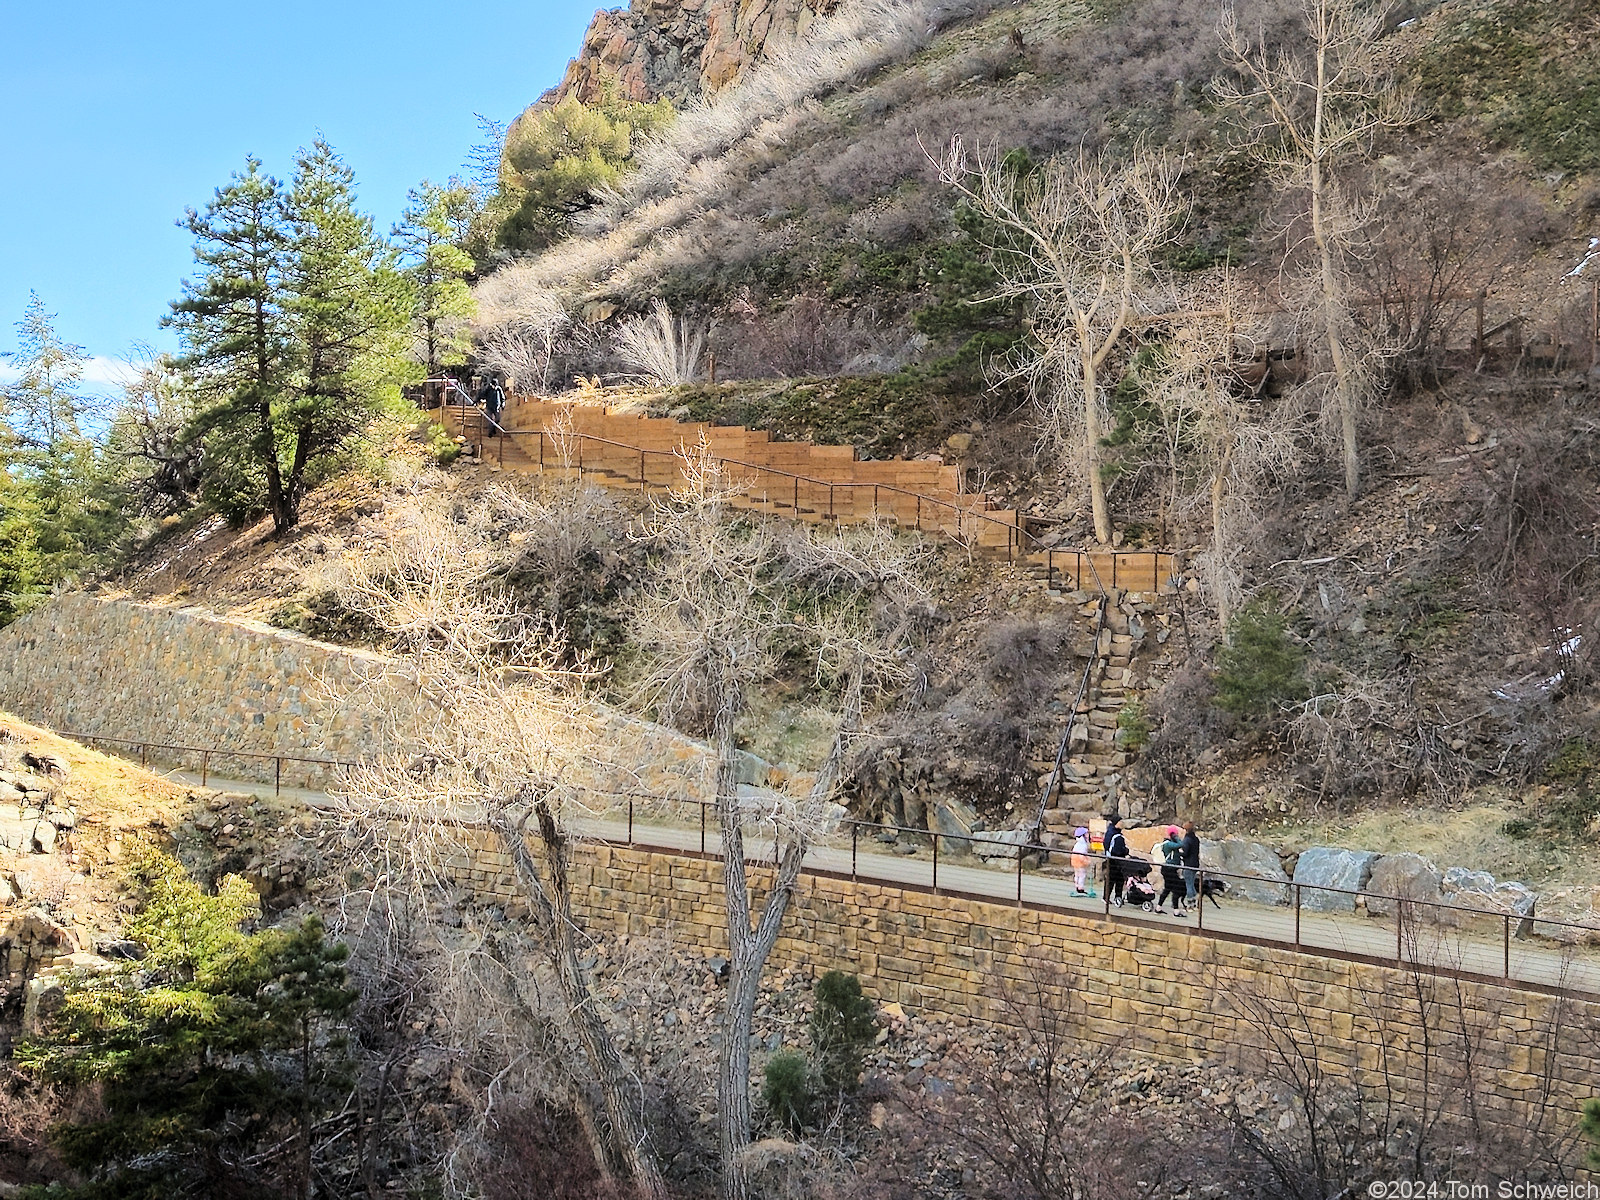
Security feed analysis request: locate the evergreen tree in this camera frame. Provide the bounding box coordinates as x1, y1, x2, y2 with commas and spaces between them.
0, 295, 120, 612
0, 472, 44, 625
169, 143, 411, 535
498, 90, 674, 249
18, 845, 357, 1200
277, 137, 412, 528
165, 156, 294, 528
393, 179, 477, 382
1213, 601, 1309, 717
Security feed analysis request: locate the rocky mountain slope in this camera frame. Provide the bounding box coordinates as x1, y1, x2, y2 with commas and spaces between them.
552, 0, 841, 104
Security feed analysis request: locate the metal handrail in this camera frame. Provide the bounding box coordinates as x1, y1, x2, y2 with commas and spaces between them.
440, 405, 1160, 594
1028, 595, 1107, 842
60, 723, 1600, 995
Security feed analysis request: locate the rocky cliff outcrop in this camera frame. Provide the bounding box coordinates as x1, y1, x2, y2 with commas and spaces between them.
553, 0, 840, 105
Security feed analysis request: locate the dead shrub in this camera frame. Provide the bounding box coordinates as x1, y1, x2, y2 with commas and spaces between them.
477, 1100, 638, 1200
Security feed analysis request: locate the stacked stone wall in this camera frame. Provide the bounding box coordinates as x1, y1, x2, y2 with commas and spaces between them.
0, 594, 398, 786
0, 595, 764, 803
452, 837, 1600, 1137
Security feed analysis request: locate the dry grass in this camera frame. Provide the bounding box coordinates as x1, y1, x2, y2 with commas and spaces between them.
1249, 797, 1600, 889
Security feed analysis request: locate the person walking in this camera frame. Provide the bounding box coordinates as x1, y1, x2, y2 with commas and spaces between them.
1071, 827, 1092, 896
1104, 817, 1129, 906
1156, 825, 1187, 917
1180, 821, 1201, 911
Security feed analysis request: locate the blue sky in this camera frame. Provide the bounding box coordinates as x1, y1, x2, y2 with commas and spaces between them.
2, 0, 595, 396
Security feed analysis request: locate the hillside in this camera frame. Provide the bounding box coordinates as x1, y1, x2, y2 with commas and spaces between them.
468, 0, 1600, 844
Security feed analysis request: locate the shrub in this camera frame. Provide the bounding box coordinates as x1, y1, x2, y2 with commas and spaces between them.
613, 299, 707, 385
809, 970, 876, 1094
17, 845, 357, 1199
499, 91, 676, 250
1214, 602, 1308, 717
1115, 697, 1151, 752
762, 1050, 813, 1134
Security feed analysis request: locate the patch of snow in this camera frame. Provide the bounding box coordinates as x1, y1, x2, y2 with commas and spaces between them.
1564, 237, 1600, 279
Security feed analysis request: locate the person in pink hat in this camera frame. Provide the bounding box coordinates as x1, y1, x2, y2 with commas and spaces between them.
1070, 827, 1092, 896
1156, 825, 1187, 917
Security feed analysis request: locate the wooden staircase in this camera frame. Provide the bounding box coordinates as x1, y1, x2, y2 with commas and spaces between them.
446, 397, 1022, 550
438, 397, 1181, 586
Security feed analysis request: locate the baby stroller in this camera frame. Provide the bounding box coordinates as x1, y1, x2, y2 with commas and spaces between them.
1123, 866, 1158, 910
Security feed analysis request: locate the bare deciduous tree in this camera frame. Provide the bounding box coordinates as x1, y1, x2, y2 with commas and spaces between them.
629, 437, 930, 1199
936, 142, 1185, 544
1145, 281, 1300, 635
1220, 0, 1413, 502
328, 494, 669, 1200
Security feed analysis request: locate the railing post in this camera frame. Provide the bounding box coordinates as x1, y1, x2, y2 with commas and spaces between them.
932, 833, 939, 895
851, 822, 858, 880
640, 449, 646, 491
916, 494, 922, 531
1396, 904, 1404, 963
1196, 868, 1204, 931
700, 803, 707, 856
1016, 847, 1023, 905
539, 431, 545, 468
829, 483, 834, 520
1293, 883, 1301, 946
628, 800, 634, 844
794, 477, 799, 514
1503, 913, 1511, 978
275, 757, 282, 797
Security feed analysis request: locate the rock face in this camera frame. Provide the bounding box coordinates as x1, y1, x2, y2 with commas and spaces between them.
1364, 853, 1444, 918
1292, 847, 1377, 913
1200, 837, 1290, 906
1441, 867, 1538, 918
553, 0, 841, 105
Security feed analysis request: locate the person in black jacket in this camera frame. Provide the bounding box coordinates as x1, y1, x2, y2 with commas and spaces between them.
1104, 818, 1129, 907
1180, 821, 1201, 912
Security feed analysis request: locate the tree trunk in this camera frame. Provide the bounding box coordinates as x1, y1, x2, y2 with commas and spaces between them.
1081, 350, 1112, 545
1211, 442, 1232, 641
710, 689, 756, 1200
495, 811, 668, 1200
1310, 122, 1360, 502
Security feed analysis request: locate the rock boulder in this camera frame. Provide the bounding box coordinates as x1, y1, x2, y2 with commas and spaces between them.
972, 828, 1031, 861
1364, 853, 1444, 919
1441, 867, 1538, 918
1200, 837, 1290, 906
1292, 847, 1377, 913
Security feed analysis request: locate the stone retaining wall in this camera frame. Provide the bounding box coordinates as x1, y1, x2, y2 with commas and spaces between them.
0, 594, 397, 786
453, 837, 1598, 1138
0, 594, 785, 803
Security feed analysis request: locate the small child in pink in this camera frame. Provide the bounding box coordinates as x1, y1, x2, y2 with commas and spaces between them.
1071, 827, 1091, 895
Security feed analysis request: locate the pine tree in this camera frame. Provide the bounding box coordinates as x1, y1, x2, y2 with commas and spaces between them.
275, 137, 413, 530
169, 144, 412, 535
393, 179, 477, 383
165, 156, 295, 528
0, 294, 116, 609
17, 845, 357, 1200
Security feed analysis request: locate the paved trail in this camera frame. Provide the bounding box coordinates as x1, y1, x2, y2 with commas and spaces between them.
157, 766, 1600, 997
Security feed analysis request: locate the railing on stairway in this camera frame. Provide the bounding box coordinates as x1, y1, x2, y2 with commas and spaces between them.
434, 403, 1180, 591
1028, 595, 1109, 850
